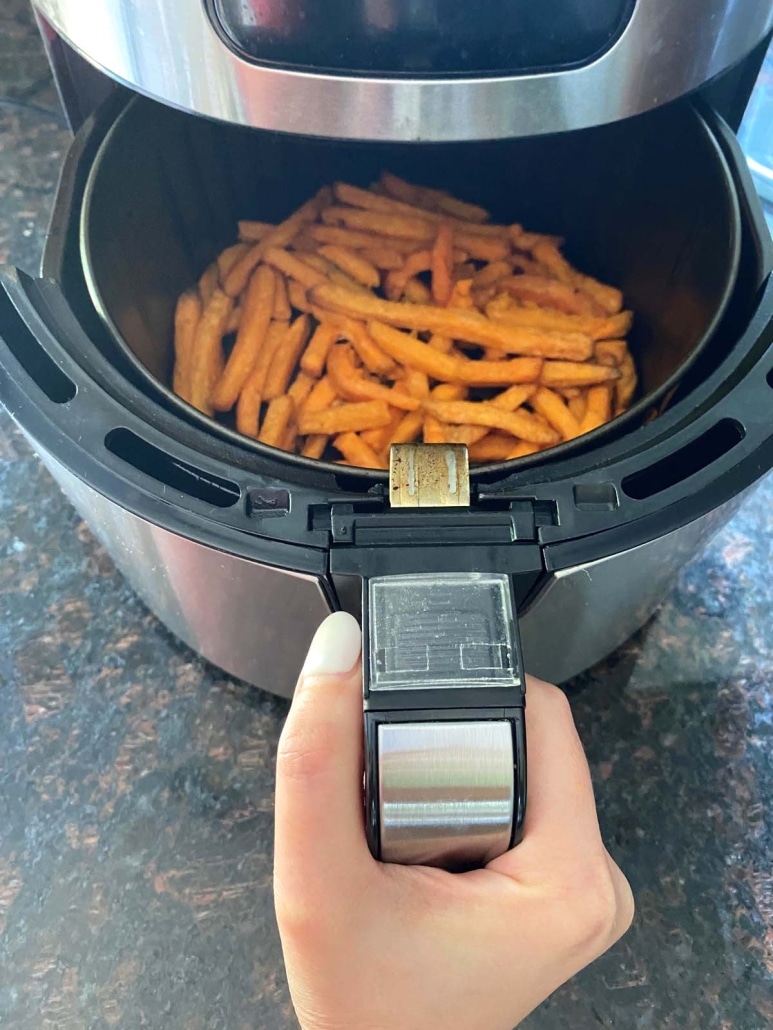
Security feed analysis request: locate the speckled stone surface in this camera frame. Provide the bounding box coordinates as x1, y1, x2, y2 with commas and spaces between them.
0, 7, 772, 1028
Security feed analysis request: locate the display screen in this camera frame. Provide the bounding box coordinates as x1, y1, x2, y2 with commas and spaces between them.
211, 0, 635, 77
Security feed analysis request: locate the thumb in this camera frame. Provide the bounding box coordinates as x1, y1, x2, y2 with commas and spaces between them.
274, 612, 372, 917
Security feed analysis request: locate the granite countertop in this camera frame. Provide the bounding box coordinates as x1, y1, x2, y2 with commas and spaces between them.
0, 6, 772, 1029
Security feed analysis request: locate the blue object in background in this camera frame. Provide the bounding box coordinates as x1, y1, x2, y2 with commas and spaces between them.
739, 37, 773, 233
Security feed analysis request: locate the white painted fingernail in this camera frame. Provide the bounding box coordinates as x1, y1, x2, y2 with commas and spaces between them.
302, 611, 362, 678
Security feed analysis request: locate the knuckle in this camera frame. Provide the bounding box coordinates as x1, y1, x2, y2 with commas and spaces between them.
276, 720, 335, 783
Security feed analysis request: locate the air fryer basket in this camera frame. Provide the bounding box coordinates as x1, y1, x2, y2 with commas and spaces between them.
79, 96, 740, 469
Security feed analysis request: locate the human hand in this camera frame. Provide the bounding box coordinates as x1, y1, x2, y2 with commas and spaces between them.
274, 612, 634, 1030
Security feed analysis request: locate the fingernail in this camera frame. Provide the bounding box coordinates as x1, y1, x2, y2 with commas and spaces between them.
301, 611, 362, 678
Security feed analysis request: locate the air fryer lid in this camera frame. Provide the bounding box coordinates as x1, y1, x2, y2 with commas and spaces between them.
79, 96, 740, 473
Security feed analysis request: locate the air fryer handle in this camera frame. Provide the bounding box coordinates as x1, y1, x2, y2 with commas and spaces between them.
357, 445, 528, 871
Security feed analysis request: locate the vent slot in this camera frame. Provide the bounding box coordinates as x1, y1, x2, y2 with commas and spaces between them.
105, 428, 240, 508
0, 297, 76, 404
622, 420, 744, 501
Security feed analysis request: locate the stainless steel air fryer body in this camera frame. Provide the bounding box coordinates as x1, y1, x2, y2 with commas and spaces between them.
32, 0, 773, 141
4, 3, 773, 867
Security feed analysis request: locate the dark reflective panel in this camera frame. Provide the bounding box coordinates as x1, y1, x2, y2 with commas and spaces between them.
211, 0, 634, 76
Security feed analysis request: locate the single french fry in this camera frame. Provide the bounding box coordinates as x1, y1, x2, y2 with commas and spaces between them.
581, 384, 613, 432
428, 334, 454, 354
508, 440, 541, 459
172, 291, 202, 404
361, 398, 409, 452
616, 353, 638, 410
456, 357, 542, 386
264, 247, 328, 291
299, 401, 392, 435
335, 317, 396, 376
423, 415, 448, 444
531, 387, 581, 440
384, 408, 421, 447
234, 320, 288, 437
426, 400, 560, 446
434, 192, 490, 225
532, 241, 623, 314
363, 321, 463, 379
238, 220, 275, 242
501, 275, 593, 316
300, 322, 339, 377
568, 394, 588, 422
303, 375, 338, 414
540, 361, 620, 389
189, 289, 233, 416
212, 264, 276, 411
336, 180, 495, 234
334, 432, 384, 469
384, 249, 432, 300
403, 368, 430, 400
487, 298, 631, 341
318, 244, 381, 288
509, 224, 564, 252
287, 371, 315, 408
273, 272, 292, 321
431, 221, 454, 306
358, 246, 406, 270
199, 263, 219, 305
468, 435, 521, 462
446, 383, 539, 447
309, 223, 423, 254
218, 243, 251, 285
287, 279, 310, 313
431, 383, 468, 401
323, 205, 435, 241
225, 303, 243, 336
404, 278, 432, 304
300, 252, 370, 294
264, 314, 312, 401
226, 192, 323, 297
312, 284, 594, 360
301, 435, 328, 459
327, 345, 421, 410
259, 395, 294, 447
473, 261, 512, 289
595, 339, 628, 366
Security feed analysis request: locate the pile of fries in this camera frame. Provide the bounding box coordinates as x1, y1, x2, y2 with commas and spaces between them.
172, 173, 637, 468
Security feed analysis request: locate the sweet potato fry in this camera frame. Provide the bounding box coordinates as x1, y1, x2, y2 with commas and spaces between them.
403, 368, 430, 400
189, 289, 233, 416
303, 375, 338, 414
431, 383, 468, 401
234, 320, 288, 437
334, 432, 384, 469
323, 205, 435, 241
616, 352, 638, 410
300, 322, 339, 377
531, 387, 581, 440
428, 334, 454, 354
425, 400, 559, 445
199, 263, 218, 305
501, 275, 593, 316
456, 357, 542, 386
423, 415, 448, 444
238, 220, 275, 242
225, 192, 323, 297
318, 244, 381, 288
312, 284, 594, 359
309, 223, 422, 254
579, 384, 613, 434
327, 345, 420, 410
172, 290, 202, 404
364, 321, 463, 379
287, 371, 315, 407
264, 314, 312, 400
404, 278, 432, 304
264, 247, 328, 291
330, 316, 395, 376
273, 272, 292, 321
473, 261, 512, 289
301, 435, 328, 459
540, 361, 620, 389
431, 222, 454, 306
338, 179, 494, 233
218, 243, 251, 285
468, 435, 521, 462
568, 394, 588, 422
299, 401, 392, 435
259, 395, 294, 447
486, 298, 630, 341
212, 264, 276, 411
358, 246, 407, 270
508, 440, 541, 459
532, 241, 623, 314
